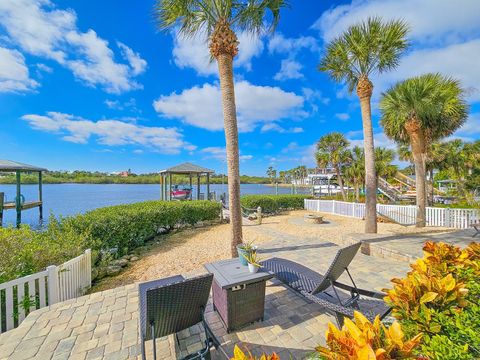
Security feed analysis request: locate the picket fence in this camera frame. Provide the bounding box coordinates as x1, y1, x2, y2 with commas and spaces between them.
0, 249, 91, 334
304, 199, 479, 229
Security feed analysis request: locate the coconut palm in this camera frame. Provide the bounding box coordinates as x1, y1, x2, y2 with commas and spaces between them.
344, 146, 365, 202
316, 132, 351, 201
319, 17, 409, 233
155, 0, 288, 257
380, 73, 469, 227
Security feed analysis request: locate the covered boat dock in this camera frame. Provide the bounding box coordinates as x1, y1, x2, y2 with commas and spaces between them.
159, 162, 214, 201
0, 160, 47, 227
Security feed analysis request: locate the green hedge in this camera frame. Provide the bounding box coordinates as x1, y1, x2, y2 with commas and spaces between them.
240, 194, 312, 214
0, 201, 221, 282
66, 200, 221, 256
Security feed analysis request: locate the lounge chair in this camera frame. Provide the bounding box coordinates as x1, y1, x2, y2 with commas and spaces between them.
471, 222, 480, 237
261, 242, 390, 325
139, 274, 220, 360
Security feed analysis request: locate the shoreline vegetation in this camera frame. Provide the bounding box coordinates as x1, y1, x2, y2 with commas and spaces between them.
0, 171, 271, 185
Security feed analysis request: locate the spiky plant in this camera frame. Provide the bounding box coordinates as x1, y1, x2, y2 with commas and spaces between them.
380, 73, 469, 227
316, 132, 351, 201
155, 0, 289, 257
320, 17, 409, 233
344, 146, 365, 202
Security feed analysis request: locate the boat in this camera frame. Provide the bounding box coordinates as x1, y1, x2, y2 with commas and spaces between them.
171, 185, 192, 200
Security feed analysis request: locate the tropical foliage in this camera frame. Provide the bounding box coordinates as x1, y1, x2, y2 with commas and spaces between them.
320, 16, 410, 234
380, 73, 469, 226
315, 311, 422, 359
316, 132, 351, 200
231, 345, 279, 360
384, 241, 480, 359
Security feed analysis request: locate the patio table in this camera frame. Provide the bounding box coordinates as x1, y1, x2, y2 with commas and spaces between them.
204, 258, 273, 332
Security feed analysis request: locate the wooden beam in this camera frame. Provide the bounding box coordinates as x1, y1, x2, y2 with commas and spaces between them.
0, 191, 4, 227
197, 175, 200, 200
206, 173, 210, 201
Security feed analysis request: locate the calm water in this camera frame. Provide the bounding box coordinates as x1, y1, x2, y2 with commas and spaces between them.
0, 183, 308, 227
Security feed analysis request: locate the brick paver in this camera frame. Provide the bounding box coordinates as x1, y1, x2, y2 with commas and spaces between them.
0, 223, 413, 359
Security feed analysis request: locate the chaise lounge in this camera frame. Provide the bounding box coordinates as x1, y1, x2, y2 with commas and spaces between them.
261, 242, 391, 325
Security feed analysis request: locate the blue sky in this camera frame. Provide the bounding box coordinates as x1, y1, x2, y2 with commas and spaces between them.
0, 0, 479, 176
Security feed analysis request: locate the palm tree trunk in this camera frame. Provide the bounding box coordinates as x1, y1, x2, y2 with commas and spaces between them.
355, 185, 360, 202
335, 165, 346, 201
357, 76, 377, 233
407, 120, 427, 228
216, 53, 242, 256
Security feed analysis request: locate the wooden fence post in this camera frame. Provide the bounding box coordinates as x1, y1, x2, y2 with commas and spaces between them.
85, 249, 92, 289
46, 265, 59, 305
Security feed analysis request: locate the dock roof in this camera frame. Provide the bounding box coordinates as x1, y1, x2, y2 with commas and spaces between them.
0, 159, 47, 172
159, 162, 214, 174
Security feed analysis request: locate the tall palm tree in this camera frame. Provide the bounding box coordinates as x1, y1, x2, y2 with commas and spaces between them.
344, 146, 365, 202
316, 132, 351, 201
320, 17, 409, 233
155, 0, 288, 257
380, 73, 469, 227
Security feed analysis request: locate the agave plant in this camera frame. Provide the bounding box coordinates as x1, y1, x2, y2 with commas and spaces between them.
316, 311, 422, 359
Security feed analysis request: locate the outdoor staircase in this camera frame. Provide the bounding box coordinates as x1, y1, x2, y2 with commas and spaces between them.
378, 177, 403, 202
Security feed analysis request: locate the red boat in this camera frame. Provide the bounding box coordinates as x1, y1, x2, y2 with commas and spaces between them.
171, 185, 192, 200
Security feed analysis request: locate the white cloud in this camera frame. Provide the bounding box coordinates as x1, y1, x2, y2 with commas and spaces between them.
373, 40, 480, 102
201, 146, 252, 162
268, 33, 319, 54
153, 80, 304, 132
274, 59, 303, 81
172, 31, 263, 76
260, 123, 303, 133
117, 42, 147, 76
268, 33, 319, 81
449, 113, 480, 142
347, 131, 397, 151
104, 98, 138, 111
335, 113, 350, 121
314, 0, 480, 45
22, 112, 192, 154
0, 0, 146, 93
0, 47, 38, 92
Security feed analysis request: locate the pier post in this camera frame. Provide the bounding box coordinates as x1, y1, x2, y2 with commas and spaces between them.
38, 171, 43, 221
0, 191, 4, 227
16, 171, 21, 227
206, 173, 210, 200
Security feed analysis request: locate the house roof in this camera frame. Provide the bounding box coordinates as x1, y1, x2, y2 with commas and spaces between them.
0, 159, 47, 172
159, 162, 214, 174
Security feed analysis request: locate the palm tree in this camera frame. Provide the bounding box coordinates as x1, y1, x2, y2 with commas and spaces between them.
375, 147, 397, 181
266, 166, 276, 183
155, 0, 288, 257
344, 146, 365, 202
380, 73, 469, 227
316, 132, 351, 201
320, 17, 409, 233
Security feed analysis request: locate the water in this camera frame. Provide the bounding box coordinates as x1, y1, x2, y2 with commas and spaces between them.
0, 183, 309, 227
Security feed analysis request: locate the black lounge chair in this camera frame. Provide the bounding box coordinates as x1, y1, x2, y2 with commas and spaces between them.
261, 242, 390, 325
139, 274, 220, 360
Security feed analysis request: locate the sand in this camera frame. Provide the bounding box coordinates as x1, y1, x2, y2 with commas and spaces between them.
91, 210, 453, 292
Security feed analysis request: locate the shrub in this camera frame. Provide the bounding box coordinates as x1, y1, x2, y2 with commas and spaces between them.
315, 311, 422, 359
240, 194, 311, 214
0, 216, 95, 283
384, 241, 480, 359
66, 200, 222, 255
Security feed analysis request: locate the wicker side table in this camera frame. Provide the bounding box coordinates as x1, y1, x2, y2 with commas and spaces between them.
205, 258, 273, 332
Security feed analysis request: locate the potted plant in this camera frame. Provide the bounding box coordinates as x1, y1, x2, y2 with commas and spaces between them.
243, 251, 262, 273
237, 240, 257, 266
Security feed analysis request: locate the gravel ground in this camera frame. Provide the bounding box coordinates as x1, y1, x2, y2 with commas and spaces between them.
91, 210, 453, 292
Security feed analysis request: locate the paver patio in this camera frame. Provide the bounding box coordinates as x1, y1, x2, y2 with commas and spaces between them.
0, 222, 415, 360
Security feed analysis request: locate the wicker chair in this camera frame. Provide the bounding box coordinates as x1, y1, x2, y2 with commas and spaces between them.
261, 242, 390, 325
138, 274, 220, 360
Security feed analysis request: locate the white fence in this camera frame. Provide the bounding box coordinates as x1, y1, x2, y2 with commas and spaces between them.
0, 249, 91, 334
304, 199, 479, 229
